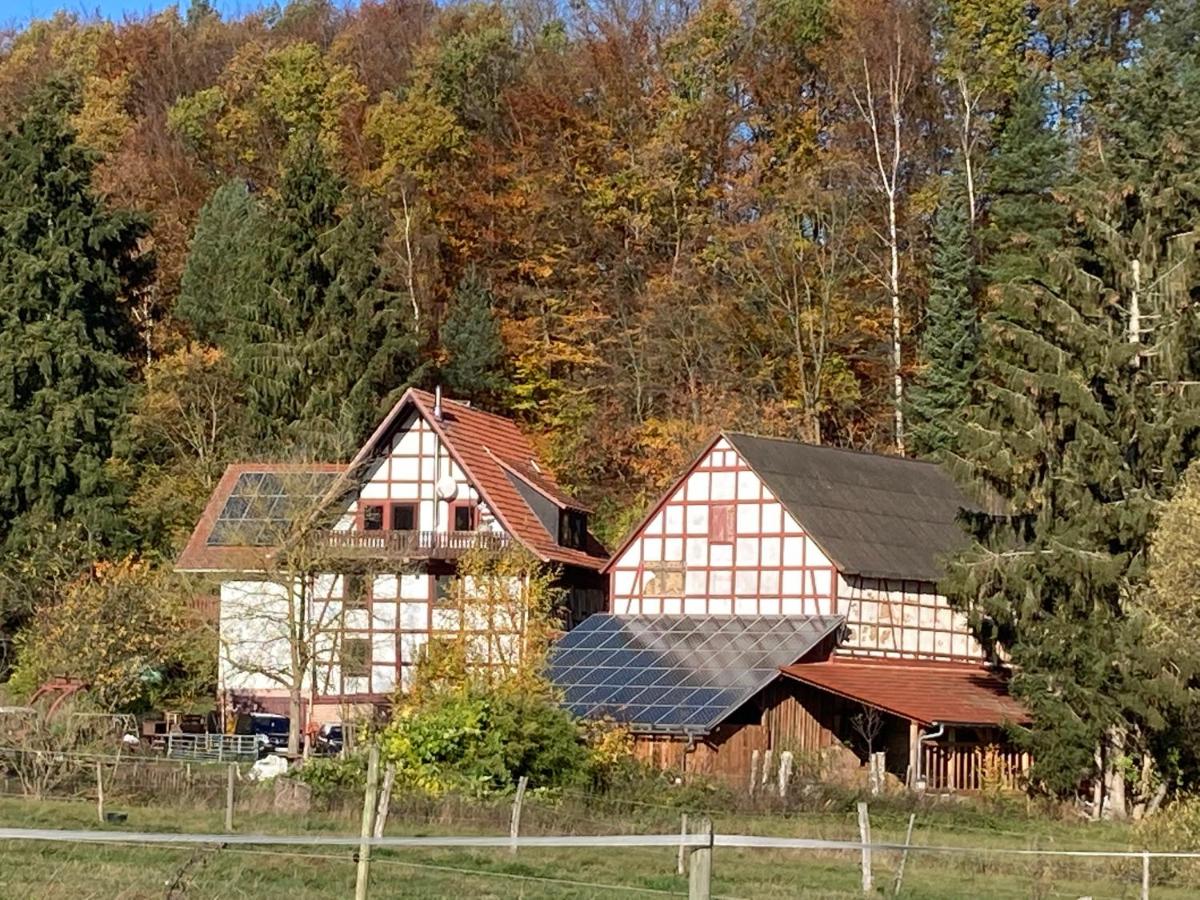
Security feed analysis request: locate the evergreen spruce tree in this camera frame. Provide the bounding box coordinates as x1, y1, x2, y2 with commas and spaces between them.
183, 135, 419, 455
439, 268, 509, 404
245, 134, 345, 434
176, 180, 265, 345
945, 46, 1200, 813
907, 176, 977, 458
0, 82, 148, 559
981, 76, 1069, 287
298, 189, 419, 448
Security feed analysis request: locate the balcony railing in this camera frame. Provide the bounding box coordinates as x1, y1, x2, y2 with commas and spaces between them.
922, 742, 1032, 792
313, 529, 513, 560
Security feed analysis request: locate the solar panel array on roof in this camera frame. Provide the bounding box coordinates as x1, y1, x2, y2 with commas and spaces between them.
549, 614, 844, 734
208, 471, 340, 546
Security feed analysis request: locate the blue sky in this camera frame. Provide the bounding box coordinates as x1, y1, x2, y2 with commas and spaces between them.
3, 0, 251, 26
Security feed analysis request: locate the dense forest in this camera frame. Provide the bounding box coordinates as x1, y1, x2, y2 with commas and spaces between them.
3, 0, 1200, 813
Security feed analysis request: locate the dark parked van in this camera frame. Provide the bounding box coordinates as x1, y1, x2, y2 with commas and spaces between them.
233, 712, 290, 753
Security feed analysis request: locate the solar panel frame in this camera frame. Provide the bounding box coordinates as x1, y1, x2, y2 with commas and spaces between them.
548, 613, 845, 735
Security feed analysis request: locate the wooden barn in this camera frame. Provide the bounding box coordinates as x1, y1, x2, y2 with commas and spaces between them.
550, 433, 1030, 792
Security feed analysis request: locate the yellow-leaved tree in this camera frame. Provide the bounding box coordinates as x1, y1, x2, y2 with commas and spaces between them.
10, 559, 214, 712
1150, 461, 1200, 640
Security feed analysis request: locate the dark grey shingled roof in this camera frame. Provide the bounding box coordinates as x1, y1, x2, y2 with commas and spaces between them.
724, 433, 970, 582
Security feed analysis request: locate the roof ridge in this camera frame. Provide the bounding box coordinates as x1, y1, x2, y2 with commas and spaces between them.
723, 431, 943, 467
412, 387, 532, 432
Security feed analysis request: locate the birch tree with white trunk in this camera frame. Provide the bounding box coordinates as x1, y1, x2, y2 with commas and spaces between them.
839, 2, 926, 454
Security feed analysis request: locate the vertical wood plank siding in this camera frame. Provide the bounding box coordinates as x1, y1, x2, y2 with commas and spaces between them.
922, 735, 1032, 792
632, 683, 1030, 792
632, 680, 862, 781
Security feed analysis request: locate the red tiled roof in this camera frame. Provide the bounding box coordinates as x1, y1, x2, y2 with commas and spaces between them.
780, 658, 1030, 727
179, 391, 607, 573
350, 388, 607, 570
176, 463, 344, 573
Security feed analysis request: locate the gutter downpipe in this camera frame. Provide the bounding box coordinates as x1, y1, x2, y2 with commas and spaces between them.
682, 732, 698, 778
914, 722, 946, 792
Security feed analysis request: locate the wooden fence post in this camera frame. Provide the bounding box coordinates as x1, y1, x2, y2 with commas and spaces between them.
95, 762, 104, 825
225, 763, 236, 832
687, 817, 712, 900
373, 764, 396, 839
1142, 850, 1151, 900
509, 775, 528, 856
892, 812, 916, 897
857, 801, 872, 894
778, 751, 794, 799
354, 744, 380, 900
677, 812, 688, 876
870, 752, 886, 797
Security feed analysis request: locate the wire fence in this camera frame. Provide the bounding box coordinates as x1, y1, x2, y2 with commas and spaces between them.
0, 823, 1198, 899
1, 745, 1199, 898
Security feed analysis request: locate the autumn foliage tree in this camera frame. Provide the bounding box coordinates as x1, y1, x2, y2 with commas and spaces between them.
9, 559, 213, 712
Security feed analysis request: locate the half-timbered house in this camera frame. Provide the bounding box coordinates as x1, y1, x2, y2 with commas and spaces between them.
177, 388, 607, 725
550, 433, 1029, 792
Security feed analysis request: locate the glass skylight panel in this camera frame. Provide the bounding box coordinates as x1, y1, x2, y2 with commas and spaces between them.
208, 471, 340, 546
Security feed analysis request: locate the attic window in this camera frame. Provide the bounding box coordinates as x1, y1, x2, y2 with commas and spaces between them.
362, 505, 384, 531
559, 510, 588, 550
451, 502, 478, 532
390, 503, 417, 531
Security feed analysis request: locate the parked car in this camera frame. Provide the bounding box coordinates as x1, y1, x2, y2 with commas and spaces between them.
314, 723, 344, 755
233, 712, 290, 754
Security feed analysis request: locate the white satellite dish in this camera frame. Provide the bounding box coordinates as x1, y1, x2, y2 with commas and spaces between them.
435, 476, 459, 500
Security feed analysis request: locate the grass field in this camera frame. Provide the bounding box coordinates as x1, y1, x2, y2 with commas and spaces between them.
0, 785, 1191, 899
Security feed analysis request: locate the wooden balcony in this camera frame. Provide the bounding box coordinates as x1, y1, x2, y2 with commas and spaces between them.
312, 529, 513, 561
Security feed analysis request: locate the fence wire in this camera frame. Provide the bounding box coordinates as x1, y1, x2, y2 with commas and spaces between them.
0, 753, 1196, 898
0, 823, 1196, 899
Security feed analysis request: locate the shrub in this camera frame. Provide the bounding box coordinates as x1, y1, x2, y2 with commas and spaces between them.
1137, 795, 1200, 849
1135, 795, 1200, 881
295, 755, 367, 800
380, 684, 592, 796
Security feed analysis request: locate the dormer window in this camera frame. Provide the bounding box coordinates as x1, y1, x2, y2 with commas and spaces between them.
559, 510, 588, 550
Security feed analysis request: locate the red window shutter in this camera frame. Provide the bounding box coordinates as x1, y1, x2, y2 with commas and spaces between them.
711, 505, 735, 543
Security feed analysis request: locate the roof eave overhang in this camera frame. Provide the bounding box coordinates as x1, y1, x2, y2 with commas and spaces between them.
778, 666, 1029, 728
